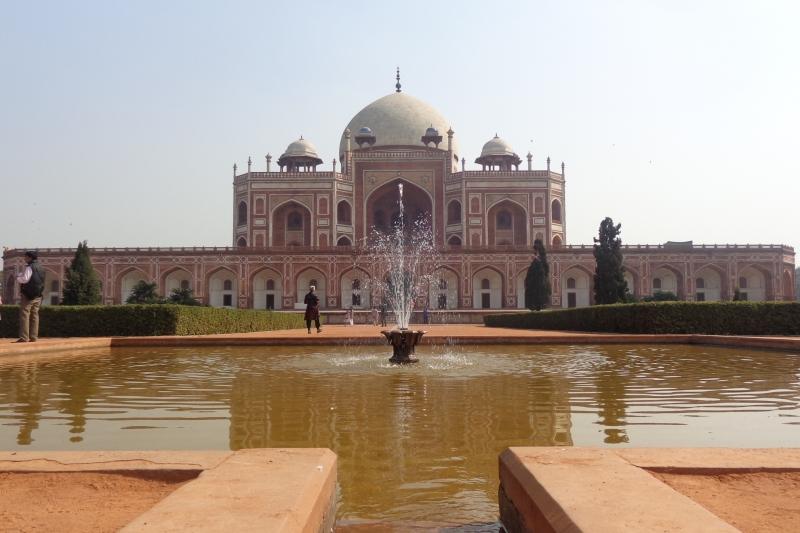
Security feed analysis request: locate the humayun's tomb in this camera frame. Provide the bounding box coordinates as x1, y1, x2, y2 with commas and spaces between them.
2, 76, 796, 310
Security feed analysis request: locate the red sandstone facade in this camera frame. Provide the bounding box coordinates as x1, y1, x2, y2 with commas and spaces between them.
2, 87, 796, 309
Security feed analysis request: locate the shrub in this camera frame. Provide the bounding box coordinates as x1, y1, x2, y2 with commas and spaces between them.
641, 291, 678, 302
484, 301, 800, 335
0, 305, 304, 337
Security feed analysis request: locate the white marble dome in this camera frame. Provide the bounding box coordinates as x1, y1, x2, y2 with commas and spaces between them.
339, 92, 459, 158
282, 137, 320, 159
480, 135, 516, 158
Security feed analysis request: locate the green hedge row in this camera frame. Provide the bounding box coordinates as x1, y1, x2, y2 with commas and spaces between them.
484, 302, 800, 335
0, 305, 305, 337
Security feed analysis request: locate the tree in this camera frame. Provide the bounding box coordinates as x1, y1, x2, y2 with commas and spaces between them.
126, 280, 162, 304
524, 238, 551, 311
61, 241, 102, 305
167, 287, 202, 306
593, 217, 628, 305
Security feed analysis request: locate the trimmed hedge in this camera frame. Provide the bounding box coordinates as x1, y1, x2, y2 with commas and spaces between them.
484, 302, 800, 335
0, 305, 305, 337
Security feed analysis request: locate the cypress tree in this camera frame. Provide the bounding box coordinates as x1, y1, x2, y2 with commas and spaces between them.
593, 217, 628, 304
61, 241, 102, 305
524, 238, 551, 311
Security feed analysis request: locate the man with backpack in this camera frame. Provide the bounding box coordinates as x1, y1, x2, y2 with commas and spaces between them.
16, 251, 45, 343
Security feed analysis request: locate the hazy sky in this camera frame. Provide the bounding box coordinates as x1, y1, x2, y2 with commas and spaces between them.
1, 1, 798, 258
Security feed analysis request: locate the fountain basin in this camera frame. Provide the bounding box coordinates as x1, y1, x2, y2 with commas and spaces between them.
381, 329, 426, 364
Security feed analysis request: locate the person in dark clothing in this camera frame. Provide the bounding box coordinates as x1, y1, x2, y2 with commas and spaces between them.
379, 302, 388, 327
304, 285, 321, 333
16, 251, 45, 343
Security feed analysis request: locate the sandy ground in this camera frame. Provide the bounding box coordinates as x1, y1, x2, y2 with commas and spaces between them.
0, 471, 197, 532
652, 471, 800, 533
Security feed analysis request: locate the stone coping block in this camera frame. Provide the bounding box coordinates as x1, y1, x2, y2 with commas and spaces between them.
1, 326, 799, 358
0, 449, 337, 533
498, 447, 794, 532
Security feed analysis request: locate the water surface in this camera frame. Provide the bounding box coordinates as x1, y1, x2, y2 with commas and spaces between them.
1, 344, 798, 527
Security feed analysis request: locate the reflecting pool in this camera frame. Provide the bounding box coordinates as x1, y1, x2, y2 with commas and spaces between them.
1, 344, 799, 527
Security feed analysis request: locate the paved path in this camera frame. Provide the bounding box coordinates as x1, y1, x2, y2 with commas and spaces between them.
1, 325, 798, 358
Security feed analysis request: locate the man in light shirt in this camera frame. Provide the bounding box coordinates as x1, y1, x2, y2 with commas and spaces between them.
15, 251, 45, 343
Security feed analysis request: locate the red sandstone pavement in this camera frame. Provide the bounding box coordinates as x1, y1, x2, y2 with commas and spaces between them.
0, 325, 798, 357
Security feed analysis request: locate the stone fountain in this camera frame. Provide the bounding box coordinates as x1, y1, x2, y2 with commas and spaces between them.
370, 183, 434, 364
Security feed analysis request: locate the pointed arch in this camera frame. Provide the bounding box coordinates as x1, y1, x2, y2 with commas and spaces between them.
471, 265, 505, 309
340, 266, 371, 309
365, 178, 433, 235
251, 266, 283, 309
160, 266, 193, 297
782, 268, 794, 301
295, 267, 327, 309
551, 199, 562, 223
560, 264, 593, 308
737, 263, 772, 301
271, 200, 312, 247
41, 267, 61, 305
430, 265, 460, 309
650, 264, 684, 299
237, 201, 248, 226
337, 199, 352, 225
693, 263, 727, 301
487, 199, 527, 246
114, 266, 150, 304
447, 200, 462, 225
206, 266, 238, 308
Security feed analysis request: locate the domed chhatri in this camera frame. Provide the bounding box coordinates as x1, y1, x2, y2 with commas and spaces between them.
277, 136, 323, 172
339, 91, 459, 160
354, 126, 377, 148
475, 134, 522, 171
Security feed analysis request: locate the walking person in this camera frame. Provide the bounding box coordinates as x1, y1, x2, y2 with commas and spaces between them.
422, 304, 430, 325
371, 306, 379, 326
304, 285, 321, 334
16, 251, 45, 343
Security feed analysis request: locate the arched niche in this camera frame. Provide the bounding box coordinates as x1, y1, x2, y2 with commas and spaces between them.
487, 200, 527, 246
651, 266, 683, 298
237, 201, 248, 226
472, 268, 503, 309
737, 266, 769, 301
119, 268, 148, 304
561, 267, 591, 308
208, 268, 238, 308
429, 268, 459, 309
336, 235, 352, 247
340, 268, 370, 309
252, 268, 282, 310
366, 179, 432, 235
337, 200, 352, 225
551, 199, 562, 223
447, 200, 462, 225
295, 268, 327, 309
272, 201, 312, 247
162, 268, 192, 297
694, 266, 723, 302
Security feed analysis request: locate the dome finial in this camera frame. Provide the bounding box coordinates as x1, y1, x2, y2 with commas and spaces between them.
395, 67, 401, 93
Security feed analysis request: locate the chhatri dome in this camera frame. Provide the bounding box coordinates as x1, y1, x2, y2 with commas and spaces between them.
475, 134, 522, 171
277, 136, 323, 171
339, 71, 459, 160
